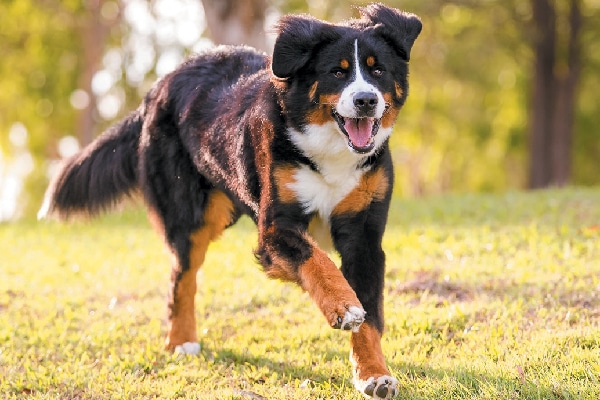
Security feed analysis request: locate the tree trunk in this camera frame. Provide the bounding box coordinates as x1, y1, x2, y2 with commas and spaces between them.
201, 0, 268, 52
529, 0, 581, 188
550, 0, 581, 186
77, 0, 119, 146
529, 0, 555, 188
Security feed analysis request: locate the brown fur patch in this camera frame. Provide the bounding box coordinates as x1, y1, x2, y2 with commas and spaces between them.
350, 322, 390, 381
309, 81, 319, 101
340, 59, 350, 69
264, 256, 299, 282
380, 91, 402, 129
366, 56, 375, 67
394, 82, 403, 99
306, 94, 340, 125
332, 167, 389, 216
273, 165, 297, 203
298, 239, 361, 327
166, 265, 199, 348
381, 105, 400, 129
166, 190, 234, 349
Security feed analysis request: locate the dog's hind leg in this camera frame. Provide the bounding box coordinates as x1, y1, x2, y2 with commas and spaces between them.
148, 190, 235, 353
138, 100, 237, 353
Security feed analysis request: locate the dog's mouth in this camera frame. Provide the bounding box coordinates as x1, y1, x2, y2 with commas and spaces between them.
332, 109, 381, 154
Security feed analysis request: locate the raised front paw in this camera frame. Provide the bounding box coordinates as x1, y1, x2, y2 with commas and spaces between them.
358, 375, 399, 399
330, 305, 365, 332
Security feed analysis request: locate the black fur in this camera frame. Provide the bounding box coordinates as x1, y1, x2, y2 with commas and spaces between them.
357, 3, 422, 61
39, 109, 142, 218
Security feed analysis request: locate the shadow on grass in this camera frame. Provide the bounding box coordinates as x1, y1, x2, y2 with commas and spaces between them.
388, 361, 593, 400
180, 343, 597, 399
202, 343, 350, 380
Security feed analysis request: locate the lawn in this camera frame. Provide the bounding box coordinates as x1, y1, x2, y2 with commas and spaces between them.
1, 188, 599, 399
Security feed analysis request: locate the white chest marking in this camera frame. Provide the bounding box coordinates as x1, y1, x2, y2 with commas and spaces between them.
289, 163, 363, 220
287, 123, 366, 220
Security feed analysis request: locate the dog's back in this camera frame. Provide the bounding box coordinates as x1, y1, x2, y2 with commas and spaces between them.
39, 46, 268, 221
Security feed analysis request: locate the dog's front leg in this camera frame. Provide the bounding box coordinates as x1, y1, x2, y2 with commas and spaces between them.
256, 224, 365, 331
329, 175, 398, 399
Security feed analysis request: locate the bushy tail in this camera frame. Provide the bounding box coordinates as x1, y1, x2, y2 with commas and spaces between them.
38, 109, 143, 220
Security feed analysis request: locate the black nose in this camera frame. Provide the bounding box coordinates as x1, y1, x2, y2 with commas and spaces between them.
353, 92, 378, 112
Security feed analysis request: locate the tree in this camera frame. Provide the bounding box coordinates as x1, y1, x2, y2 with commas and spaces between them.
201, 0, 268, 52
76, 0, 121, 146
529, 0, 582, 188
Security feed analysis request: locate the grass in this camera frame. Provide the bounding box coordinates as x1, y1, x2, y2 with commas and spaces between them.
1, 188, 599, 399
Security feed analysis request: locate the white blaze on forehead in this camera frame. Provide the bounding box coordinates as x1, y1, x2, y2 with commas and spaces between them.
336, 39, 386, 118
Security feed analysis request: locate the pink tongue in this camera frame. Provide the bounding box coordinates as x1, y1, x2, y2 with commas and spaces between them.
344, 118, 374, 148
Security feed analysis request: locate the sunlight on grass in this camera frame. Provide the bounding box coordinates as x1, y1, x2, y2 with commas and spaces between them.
1, 189, 599, 399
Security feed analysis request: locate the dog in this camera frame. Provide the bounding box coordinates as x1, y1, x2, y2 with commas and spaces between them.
39, 4, 421, 399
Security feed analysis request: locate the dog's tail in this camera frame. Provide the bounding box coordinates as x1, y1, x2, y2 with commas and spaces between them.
38, 108, 143, 220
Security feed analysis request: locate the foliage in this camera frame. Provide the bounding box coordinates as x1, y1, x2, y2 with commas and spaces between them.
0, 0, 85, 218
1, 0, 600, 220
1, 189, 599, 399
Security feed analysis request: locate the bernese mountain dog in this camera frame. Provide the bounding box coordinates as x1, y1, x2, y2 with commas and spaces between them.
39, 4, 421, 398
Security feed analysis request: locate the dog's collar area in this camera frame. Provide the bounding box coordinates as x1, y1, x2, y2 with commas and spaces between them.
331, 109, 380, 154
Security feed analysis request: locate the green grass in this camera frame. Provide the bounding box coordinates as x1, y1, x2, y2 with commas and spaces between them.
1, 188, 599, 399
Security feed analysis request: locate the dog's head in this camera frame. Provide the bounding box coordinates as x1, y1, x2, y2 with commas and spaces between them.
272, 3, 421, 156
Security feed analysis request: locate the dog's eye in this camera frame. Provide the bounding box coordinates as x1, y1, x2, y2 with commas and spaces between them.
372, 68, 384, 77
332, 69, 346, 79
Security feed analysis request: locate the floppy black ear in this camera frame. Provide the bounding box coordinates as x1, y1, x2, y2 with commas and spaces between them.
272, 15, 337, 79
359, 3, 422, 61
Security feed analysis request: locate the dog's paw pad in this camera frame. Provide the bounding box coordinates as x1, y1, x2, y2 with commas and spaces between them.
362, 376, 398, 399
333, 306, 365, 332
174, 341, 200, 355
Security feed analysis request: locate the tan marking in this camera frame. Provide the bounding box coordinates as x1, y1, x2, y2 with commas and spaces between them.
264, 254, 299, 282
165, 190, 234, 350
350, 322, 390, 381
273, 165, 297, 203
366, 56, 375, 67
381, 92, 400, 128
306, 93, 340, 125
298, 238, 361, 328
395, 82, 403, 98
309, 81, 319, 101
381, 105, 400, 129
332, 168, 389, 216
340, 59, 350, 69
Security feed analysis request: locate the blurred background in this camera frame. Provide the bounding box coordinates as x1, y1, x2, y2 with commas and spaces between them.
0, 0, 598, 221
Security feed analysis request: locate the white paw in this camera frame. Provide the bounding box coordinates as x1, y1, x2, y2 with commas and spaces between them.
356, 375, 399, 399
340, 306, 366, 332
174, 341, 200, 355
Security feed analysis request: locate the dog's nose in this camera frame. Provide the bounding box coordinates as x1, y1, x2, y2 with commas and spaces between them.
353, 92, 378, 113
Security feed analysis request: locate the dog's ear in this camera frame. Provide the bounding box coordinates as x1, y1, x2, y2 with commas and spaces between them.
359, 3, 422, 61
272, 15, 337, 79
